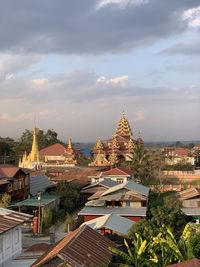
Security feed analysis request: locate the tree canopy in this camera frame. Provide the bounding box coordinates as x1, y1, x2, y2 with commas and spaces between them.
0, 128, 62, 164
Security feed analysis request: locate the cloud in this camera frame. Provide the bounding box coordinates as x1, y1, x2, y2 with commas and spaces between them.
96, 75, 128, 86
182, 5, 200, 28
97, 0, 148, 10
161, 38, 200, 55
0, 0, 199, 55
0, 54, 41, 78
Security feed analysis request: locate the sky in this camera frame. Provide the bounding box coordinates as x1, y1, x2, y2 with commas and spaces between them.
0, 0, 200, 142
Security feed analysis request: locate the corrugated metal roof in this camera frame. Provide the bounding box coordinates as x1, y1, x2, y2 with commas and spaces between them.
30, 174, 55, 196
31, 225, 116, 267
82, 179, 118, 191
166, 258, 200, 267
78, 206, 147, 216
0, 208, 33, 234
11, 193, 60, 207
83, 213, 134, 236
85, 199, 106, 207
102, 180, 149, 197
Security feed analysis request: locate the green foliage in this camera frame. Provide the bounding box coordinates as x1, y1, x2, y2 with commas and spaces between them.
0, 128, 62, 164
0, 137, 15, 163
0, 193, 11, 208
64, 213, 74, 232
112, 225, 196, 267
129, 193, 187, 240
77, 155, 91, 166
55, 181, 80, 212
122, 141, 161, 186
190, 232, 200, 259
43, 209, 53, 229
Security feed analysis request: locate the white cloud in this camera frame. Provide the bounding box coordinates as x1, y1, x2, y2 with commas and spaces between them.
96, 75, 128, 86
97, 0, 148, 9
182, 6, 200, 28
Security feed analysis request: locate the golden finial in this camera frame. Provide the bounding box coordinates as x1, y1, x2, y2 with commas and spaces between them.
68, 138, 72, 149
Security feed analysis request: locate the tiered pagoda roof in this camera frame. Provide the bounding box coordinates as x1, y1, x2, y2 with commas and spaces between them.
115, 111, 132, 138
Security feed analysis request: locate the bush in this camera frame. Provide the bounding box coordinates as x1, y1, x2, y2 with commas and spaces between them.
43, 209, 53, 229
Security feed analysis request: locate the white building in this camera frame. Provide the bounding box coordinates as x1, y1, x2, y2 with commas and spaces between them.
89, 167, 134, 184
0, 208, 32, 267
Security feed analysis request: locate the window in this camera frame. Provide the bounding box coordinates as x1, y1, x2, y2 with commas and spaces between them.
126, 201, 130, 207
94, 178, 99, 183
116, 179, 123, 184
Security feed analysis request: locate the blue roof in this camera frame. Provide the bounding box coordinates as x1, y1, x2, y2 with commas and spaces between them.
102, 180, 149, 197
30, 174, 55, 196
78, 206, 147, 217
83, 213, 135, 236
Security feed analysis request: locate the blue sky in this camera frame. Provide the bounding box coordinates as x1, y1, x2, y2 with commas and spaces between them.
0, 0, 199, 142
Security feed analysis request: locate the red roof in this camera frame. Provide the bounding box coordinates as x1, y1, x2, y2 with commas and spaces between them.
173, 148, 189, 157
0, 164, 21, 178
31, 225, 116, 267
40, 143, 67, 156
102, 167, 133, 176
166, 258, 200, 267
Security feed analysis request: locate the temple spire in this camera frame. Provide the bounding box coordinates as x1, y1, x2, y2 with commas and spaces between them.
68, 138, 72, 149
115, 112, 132, 138
29, 127, 40, 162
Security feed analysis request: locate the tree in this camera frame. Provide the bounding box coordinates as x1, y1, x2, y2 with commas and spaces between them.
129, 195, 187, 240
0, 193, 11, 208
190, 232, 200, 259
55, 181, 80, 212
64, 213, 74, 232
0, 137, 16, 163
122, 140, 161, 186
43, 209, 53, 229
14, 128, 62, 160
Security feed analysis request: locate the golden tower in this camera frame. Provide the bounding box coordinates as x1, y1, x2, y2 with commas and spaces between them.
64, 138, 77, 166
19, 127, 42, 169
115, 112, 132, 138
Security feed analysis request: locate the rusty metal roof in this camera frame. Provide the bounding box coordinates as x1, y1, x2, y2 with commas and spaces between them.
0, 208, 33, 234
166, 258, 200, 267
31, 225, 116, 267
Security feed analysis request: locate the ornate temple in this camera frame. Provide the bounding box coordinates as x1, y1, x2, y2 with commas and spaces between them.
19, 127, 43, 169
89, 112, 139, 167
19, 129, 77, 169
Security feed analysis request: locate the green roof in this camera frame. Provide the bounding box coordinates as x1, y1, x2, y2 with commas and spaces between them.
10, 193, 60, 208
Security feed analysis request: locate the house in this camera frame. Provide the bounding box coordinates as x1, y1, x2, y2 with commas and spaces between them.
78, 180, 149, 222
80, 179, 118, 203
82, 213, 134, 236
8, 243, 52, 267
162, 147, 194, 166
89, 167, 134, 184
0, 208, 33, 266
31, 225, 116, 267
39, 140, 77, 167
0, 164, 30, 201
30, 174, 55, 196
166, 258, 200, 267
175, 188, 200, 218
